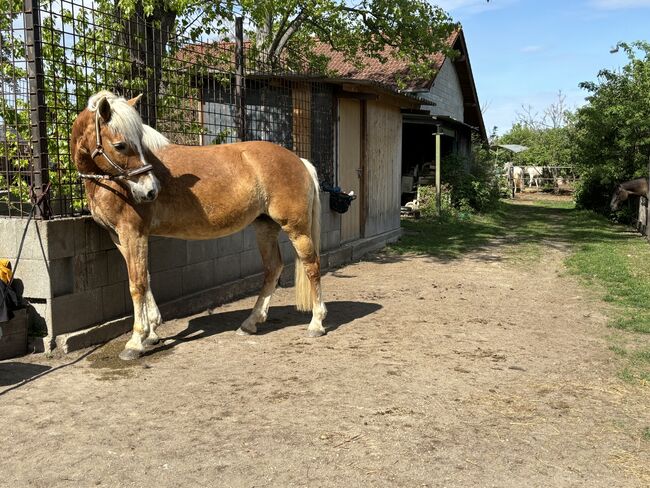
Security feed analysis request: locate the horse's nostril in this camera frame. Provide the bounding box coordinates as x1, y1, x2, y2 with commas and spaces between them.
146, 190, 156, 200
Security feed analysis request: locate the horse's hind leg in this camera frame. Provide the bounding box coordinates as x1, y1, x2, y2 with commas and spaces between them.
237, 218, 283, 335
288, 232, 327, 337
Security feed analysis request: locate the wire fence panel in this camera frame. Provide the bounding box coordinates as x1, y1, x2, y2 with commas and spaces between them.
1, 1, 334, 218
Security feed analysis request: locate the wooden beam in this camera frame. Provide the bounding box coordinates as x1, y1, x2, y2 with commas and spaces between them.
336, 90, 379, 101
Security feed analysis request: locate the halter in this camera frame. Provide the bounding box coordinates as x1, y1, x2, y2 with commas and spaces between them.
78, 109, 154, 181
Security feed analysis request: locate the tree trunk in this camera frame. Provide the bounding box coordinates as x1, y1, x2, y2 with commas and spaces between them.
116, 2, 176, 128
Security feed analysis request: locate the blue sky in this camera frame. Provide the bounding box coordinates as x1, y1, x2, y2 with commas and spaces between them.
437, 0, 650, 135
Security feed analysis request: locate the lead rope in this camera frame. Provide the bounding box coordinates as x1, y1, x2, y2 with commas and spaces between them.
9, 182, 52, 287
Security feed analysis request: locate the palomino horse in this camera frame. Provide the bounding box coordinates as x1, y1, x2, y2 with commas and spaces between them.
610, 177, 649, 211
70, 91, 327, 360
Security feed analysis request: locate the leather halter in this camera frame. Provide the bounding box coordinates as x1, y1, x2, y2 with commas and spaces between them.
78, 109, 154, 181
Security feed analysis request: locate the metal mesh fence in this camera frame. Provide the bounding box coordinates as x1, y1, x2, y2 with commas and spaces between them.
1, 1, 334, 218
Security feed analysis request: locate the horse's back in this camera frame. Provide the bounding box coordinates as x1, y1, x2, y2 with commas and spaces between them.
151, 141, 314, 237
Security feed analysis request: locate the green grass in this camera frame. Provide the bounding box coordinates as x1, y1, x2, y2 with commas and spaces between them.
391, 196, 650, 385
643, 427, 650, 441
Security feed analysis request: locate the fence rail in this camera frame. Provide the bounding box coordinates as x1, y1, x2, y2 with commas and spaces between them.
1, 1, 334, 218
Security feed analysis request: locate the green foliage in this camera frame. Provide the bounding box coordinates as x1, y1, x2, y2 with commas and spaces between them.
1, 0, 463, 215
573, 41, 650, 212
499, 122, 574, 169
239, 0, 457, 83
441, 141, 500, 214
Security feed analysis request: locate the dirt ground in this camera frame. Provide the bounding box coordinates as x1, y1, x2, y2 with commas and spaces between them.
1, 196, 649, 487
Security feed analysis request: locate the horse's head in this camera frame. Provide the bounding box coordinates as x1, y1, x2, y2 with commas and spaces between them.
610, 185, 628, 211
70, 90, 161, 203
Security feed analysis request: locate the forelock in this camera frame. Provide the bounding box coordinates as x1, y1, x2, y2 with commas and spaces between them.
87, 91, 144, 145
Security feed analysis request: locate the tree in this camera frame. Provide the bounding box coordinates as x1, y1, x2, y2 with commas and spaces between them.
499, 92, 574, 172
572, 41, 650, 212
239, 0, 457, 80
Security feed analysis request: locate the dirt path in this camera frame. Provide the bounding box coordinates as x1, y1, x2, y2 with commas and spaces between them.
1, 202, 649, 487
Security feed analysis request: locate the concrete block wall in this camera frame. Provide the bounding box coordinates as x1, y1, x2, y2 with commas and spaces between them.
0, 192, 344, 348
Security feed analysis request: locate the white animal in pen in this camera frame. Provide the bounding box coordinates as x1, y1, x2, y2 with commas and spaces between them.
526, 166, 543, 188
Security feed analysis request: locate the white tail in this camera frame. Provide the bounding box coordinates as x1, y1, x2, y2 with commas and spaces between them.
295, 158, 321, 311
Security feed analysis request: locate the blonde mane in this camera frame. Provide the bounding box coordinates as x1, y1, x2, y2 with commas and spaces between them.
87, 90, 169, 152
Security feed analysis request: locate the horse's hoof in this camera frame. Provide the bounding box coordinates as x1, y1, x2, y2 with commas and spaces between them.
119, 348, 143, 361
236, 326, 256, 336
306, 328, 326, 338
143, 336, 161, 347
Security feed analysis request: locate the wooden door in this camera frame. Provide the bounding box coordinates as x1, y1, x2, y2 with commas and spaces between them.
338, 99, 363, 242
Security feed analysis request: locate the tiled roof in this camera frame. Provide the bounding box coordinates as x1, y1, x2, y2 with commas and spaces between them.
312, 30, 459, 91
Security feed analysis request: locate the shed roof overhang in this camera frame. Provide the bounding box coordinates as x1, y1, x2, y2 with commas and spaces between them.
402, 110, 480, 135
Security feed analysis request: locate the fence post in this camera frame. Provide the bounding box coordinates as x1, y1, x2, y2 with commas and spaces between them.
235, 16, 247, 142
24, 0, 50, 219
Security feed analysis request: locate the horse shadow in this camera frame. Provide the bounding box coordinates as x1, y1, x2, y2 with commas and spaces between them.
0, 362, 51, 387
146, 300, 381, 357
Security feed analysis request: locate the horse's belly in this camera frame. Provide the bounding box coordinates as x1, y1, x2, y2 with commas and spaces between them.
149, 201, 261, 240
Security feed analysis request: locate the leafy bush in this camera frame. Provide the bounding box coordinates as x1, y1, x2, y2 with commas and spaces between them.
441, 151, 500, 213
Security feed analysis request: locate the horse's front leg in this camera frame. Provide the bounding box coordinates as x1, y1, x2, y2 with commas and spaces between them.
142, 271, 162, 346
112, 231, 155, 360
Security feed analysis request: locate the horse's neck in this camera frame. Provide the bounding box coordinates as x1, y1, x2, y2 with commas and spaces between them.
622, 178, 649, 195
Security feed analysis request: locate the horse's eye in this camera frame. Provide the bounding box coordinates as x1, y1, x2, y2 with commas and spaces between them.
112, 142, 127, 152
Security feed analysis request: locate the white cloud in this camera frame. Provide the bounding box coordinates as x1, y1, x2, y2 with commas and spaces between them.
589, 0, 650, 9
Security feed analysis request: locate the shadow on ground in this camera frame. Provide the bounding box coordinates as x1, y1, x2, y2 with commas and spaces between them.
384, 198, 637, 263
139, 300, 382, 358
0, 362, 51, 387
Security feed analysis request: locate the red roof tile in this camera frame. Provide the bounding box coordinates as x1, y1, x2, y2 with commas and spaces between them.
312, 30, 459, 91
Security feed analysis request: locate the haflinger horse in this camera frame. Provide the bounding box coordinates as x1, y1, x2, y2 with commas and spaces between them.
70, 90, 327, 360
610, 177, 649, 211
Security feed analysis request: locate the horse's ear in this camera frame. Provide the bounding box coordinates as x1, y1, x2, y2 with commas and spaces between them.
97, 96, 111, 122
127, 94, 143, 107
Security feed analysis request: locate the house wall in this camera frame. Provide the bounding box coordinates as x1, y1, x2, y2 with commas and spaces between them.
364, 100, 402, 237
419, 59, 465, 122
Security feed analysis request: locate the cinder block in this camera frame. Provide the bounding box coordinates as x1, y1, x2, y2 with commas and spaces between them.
106, 248, 128, 283
150, 268, 183, 304
215, 253, 241, 284
11, 257, 73, 299
55, 316, 132, 353
0, 218, 18, 258
26, 300, 50, 337
73, 251, 108, 292
45, 218, 76, 259
319, 253, 330, 271
187, 239, 219, 264
182, 260, 215, 295
150, 237, 187, 272
99, 226, 117, 251
328, 246, 353, 268
74, 217, 105, 254
280, 241, 296, 264
242, 226, 257, 251
240, 248, 263, 277
217, 231, 243, 256
279, 263, 296, 287
50, 288, 104, 335
102, 282, 127, 320
10, 220, 50, 261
